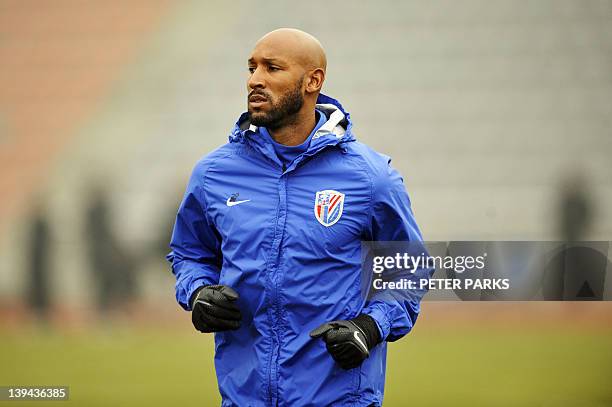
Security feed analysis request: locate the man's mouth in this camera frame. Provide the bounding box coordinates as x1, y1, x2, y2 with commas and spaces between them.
249, 95, 268, 104
248, 91, 269, 107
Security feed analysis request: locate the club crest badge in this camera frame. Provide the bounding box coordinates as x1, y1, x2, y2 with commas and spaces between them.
314, 190, 345, 227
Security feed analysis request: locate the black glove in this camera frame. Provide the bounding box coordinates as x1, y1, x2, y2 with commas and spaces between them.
310, 314, 381, 370
190, 285, 242, 333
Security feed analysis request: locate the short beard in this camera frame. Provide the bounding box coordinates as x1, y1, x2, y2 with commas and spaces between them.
249, 77, 304, 129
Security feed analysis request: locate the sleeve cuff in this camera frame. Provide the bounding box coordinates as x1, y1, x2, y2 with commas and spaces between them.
177, 277, 210, 311
361, 306, 391, 341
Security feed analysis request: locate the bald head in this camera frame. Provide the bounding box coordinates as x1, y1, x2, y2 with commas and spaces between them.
254, 28, 327, 72
246, 28, 327, 132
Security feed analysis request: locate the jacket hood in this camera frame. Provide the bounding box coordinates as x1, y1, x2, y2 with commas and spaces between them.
228, 93, 356, 146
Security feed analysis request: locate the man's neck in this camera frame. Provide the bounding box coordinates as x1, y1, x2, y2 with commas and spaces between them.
268, 109, 318, 146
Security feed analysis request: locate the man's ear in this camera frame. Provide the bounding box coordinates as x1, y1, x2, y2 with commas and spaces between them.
305, 68, 325, 94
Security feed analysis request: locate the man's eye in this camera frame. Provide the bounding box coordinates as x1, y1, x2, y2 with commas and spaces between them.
248, 67, 255, 73
269, 66, 280, 71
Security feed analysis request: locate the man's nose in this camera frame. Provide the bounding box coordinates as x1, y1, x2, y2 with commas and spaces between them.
247, 66, 265, 90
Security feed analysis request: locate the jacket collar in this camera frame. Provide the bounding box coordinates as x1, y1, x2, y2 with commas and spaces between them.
228, 93, 356, 171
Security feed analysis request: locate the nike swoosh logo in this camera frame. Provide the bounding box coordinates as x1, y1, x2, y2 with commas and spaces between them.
353, 331, 368, 353
226, 198, 251, 207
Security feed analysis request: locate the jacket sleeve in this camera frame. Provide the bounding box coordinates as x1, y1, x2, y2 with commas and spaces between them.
361, 158, 432, 342
166, 161, 222, 311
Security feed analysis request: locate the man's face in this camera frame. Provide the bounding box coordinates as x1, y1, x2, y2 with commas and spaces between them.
247, 44, 306, 128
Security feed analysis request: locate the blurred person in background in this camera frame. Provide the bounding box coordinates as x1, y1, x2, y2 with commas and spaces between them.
541, 172, 602, 300
26, 199, 52, 322
167, 28, 430, 406
84, 184, 138, 314
558, 172, 593, 242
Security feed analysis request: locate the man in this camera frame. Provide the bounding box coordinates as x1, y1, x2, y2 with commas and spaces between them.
167, 28, 430, 406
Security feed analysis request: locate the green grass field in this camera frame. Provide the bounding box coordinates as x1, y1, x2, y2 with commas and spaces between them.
1, 324, 611, 406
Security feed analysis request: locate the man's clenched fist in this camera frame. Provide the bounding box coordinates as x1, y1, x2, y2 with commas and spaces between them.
310, 314, 381, 370
190, 285, 242, 333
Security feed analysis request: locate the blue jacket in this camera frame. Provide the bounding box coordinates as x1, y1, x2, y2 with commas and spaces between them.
167, 94, 429, 407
